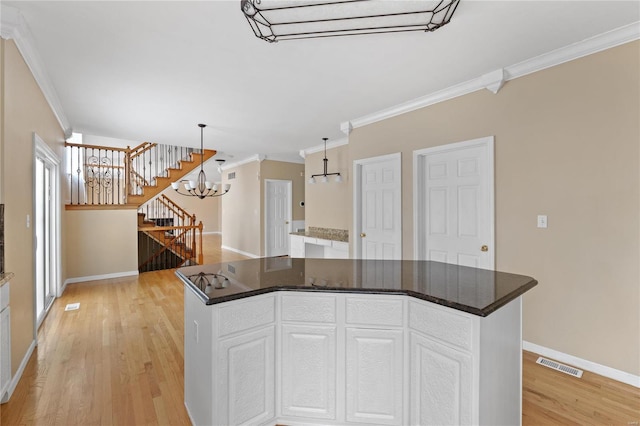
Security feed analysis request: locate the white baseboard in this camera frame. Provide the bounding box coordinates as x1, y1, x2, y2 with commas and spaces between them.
523, 341, 640, 388
1, 338, 36, 403
202, 231, 221, 235
220, 245, 260, 259
64, 270, 139, 285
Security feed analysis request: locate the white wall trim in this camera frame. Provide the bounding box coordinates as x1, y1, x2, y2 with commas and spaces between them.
523, 341, 640, 389
0, 5, 72, 138
220, 245, 260, 259
341, 21, 640, 132
202, 231, 222, 235
1, 338, 36, 403
64, 270, 139, 285
299, 137, 349, 159
221, 154, 265, 171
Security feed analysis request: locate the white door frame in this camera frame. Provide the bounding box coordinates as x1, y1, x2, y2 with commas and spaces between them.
264, 179, 292, 257
33, 133, 62, 329
413, 136, 495, 267
353, 152, 402, 259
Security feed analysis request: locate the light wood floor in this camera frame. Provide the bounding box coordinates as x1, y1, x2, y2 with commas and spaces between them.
2, 235, 638, 425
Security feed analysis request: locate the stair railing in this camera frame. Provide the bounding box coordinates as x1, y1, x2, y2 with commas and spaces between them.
138, 222, 203, 272
65, 142, 130, 205
137, 194, 203, 272
65, 142, 197, 206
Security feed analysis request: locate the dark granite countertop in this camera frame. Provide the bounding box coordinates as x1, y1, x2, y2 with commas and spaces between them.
176, 259, 537, 317
289, 227, 348, 243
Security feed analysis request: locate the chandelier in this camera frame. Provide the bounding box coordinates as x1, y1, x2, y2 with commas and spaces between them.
171, 124, 230, 199
308, 138, 342, 184
241, 0, 461, 43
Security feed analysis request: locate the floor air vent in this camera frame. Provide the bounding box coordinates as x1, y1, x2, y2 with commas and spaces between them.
536, 356, 583, 378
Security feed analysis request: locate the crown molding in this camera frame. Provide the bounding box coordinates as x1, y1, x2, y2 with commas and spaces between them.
299, 137, 349, 159
341, 21, 640, 133
1, 5, 72, 138
221, 154, 265, 171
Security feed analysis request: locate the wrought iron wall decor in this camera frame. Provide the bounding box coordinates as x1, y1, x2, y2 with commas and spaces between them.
241, 0, 460, 43
308, 137, 342, 184
171, 124, 231, 199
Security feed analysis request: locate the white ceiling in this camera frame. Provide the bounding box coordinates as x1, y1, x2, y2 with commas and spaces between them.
3, 1, 639, 165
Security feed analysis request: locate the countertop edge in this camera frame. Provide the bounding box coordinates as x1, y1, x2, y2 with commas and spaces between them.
0, 272, 14, 287
176, 270, 538, 317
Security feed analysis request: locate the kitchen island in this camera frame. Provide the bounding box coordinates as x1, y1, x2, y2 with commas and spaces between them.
176, 258, 537, 426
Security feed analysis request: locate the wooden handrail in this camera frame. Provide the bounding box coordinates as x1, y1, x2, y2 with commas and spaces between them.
159, 195, 191, 221
129, 142, 157, 160
138, 226, 195, 270
65, 141, 130, 153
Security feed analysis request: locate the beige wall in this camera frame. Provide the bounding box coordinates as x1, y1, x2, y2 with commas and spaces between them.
1, 39, 67, 375
304, 144, 350, 231
65, 210, 138, 278
347, 42, 639, 375
221, 161, 261, 257
222, 160, 306, 257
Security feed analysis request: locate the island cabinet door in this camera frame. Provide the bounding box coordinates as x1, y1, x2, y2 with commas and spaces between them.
281, 324, 337, 420
345, 327, 404, 425
409, 331, 473, 426
216, 326, 276, 426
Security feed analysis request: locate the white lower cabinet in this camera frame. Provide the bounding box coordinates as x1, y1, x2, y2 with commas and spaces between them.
281, 324, 337, 420
410, 331, 473, 426
185, 290, 522, 426
217, 326, 275, 426
346, 327, 404, 425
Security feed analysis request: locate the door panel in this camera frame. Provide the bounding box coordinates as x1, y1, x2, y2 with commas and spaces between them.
265, 180, 292, 257
415, 137, 494, 269
357, 154, 402, 260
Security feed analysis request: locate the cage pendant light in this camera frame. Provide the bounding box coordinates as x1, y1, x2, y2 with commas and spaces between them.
171, 124, 231, 199
309, 138, 342, 184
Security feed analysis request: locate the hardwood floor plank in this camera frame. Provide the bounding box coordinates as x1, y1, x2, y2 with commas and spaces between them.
2, 234, 638, 425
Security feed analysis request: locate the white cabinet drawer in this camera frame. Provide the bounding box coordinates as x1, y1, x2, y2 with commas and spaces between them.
408, 299, 473, 352
345, 296, 404, 327
282, 294, 337, 323
303, 237, 318, 245
331, 241, 349, 251
217, 295, 276, 337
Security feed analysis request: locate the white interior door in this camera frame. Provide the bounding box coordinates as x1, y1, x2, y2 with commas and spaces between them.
265, 179, 292, 257
354, 153, 402, 260
413, 136, 494, 269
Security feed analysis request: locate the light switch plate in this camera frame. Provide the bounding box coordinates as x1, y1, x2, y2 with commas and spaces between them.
537, 215, 548, 228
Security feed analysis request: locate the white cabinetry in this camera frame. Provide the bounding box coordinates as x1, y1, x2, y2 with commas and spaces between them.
0, 281, 10, 403
289, 235, 349, 259
184, 289, 523, 426
280, 293, 337, 421
184, 289, 276, 426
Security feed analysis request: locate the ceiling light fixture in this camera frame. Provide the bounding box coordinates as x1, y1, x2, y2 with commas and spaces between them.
171, 124, 230, 199
308, 138, 342, 184
241, 0, 460, 43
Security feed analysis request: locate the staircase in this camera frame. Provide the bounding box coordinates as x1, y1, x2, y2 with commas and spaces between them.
137, 194, 203, 272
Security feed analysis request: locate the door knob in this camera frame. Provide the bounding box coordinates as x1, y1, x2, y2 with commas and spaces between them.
481, 245, 488, 252
285, 221, 289, 224
360, 233, 366, 238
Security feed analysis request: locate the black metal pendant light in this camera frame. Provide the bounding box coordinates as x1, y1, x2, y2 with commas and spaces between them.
171, 124, 230, 199
308, 138, 342, 184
